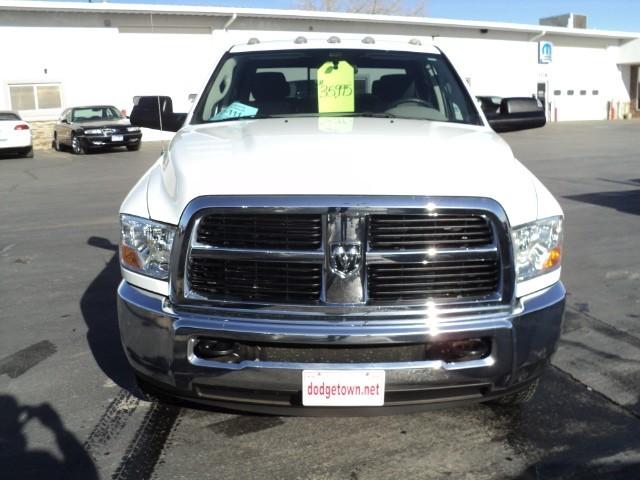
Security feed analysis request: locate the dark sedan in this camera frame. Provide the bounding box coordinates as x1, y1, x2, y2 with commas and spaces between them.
53, 105, 142, 154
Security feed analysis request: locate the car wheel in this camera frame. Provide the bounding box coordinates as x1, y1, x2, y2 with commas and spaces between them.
491, 378, 540, 407
126, 144, 141, 152
53, 134, 61, 152
23, 147, 34, 158
71, 134, 85, 155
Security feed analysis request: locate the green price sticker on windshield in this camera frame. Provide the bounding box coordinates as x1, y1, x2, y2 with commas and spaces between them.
317, 60, 355, 113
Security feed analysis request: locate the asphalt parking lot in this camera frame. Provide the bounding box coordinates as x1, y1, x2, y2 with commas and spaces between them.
1, 120, 639, 480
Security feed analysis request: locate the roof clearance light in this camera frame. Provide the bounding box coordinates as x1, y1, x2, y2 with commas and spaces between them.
327, 36, 341, 44
409, 38, 422, 46
362, 36, 375, 44
294, 36, 308, 44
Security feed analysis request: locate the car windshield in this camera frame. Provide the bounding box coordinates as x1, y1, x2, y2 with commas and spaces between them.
193, 49, 482, 125
0, 112, 20, 121
72, 106, 122, 122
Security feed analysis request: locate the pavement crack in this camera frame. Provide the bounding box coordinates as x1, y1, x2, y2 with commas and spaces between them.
0, 243, 16, 256
550, 364, 640, 422
23, 168, 39, 180
565, 303, 640, 349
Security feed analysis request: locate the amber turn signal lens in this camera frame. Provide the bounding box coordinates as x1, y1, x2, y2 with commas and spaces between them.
543, 247, 561, 269
120, 244, 143, 270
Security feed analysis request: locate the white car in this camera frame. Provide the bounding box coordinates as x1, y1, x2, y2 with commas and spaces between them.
0, 111, 33, 158
118, 37, 563, 414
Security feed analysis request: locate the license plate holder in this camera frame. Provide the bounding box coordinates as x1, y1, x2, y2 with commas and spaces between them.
302, 369, 385, 407
111, 135, 124, 142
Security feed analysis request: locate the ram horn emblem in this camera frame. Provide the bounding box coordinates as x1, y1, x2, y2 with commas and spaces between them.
330, 243, 362, 278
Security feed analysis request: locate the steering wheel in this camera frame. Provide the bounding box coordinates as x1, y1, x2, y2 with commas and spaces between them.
386, 98, 433, 110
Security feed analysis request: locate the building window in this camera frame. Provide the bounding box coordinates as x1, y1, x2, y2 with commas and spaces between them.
553, 90, 562, 95
10, 86, 36, 110
592, 90, 599, 95
580, 90, 587, 95
567, 90, 574, 95
9, 84, 62, 111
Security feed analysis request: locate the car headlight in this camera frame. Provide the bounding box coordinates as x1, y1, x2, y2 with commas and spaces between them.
84, 128, 102, 135
120, 214, 176, 280
511, 216, 563, 282
127, 126, 140, 132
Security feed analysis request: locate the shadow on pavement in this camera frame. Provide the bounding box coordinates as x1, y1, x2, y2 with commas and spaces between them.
516, 461, 640, 480
80, 236, 136, 392
498, 369, 640, 479
0, 395, 98, 480
565, 188, 640, 216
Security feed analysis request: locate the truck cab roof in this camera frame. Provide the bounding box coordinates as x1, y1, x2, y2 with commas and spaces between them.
228, 36, 441, 55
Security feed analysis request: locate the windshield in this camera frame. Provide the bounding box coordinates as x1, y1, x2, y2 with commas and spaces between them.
193, 49, 482, 125
72, 106, 122, 123
0, 112, 20, 121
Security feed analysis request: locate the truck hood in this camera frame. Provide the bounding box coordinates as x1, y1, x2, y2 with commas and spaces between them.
146, 117, 539, 226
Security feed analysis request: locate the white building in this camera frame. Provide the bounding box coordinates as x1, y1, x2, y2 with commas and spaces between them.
1, 1, 639, 147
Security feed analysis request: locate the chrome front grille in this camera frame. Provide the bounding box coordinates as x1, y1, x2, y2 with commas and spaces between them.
367, 259, 500, 302
197, 214, 322, 250
188, 258, 322, 303
102, 127, 127, 135
177, 196, 513, 314
368, 214, 493, 250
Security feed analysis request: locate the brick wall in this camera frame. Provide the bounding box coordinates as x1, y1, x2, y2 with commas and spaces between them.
29, 121, 55, 150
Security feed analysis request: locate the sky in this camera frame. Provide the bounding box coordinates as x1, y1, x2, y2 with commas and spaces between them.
42, 0, 640, 32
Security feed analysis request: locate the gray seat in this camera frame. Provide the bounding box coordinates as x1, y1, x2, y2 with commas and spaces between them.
372, 74, 415, 103
250, 72, 294, 115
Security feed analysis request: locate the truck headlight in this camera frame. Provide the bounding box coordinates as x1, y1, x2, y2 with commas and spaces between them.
84, 128, 103, 135
120, 214, 176, 280
511, 216, 563, 282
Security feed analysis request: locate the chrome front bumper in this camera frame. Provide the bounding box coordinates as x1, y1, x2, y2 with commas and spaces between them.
117, 280, 565, 414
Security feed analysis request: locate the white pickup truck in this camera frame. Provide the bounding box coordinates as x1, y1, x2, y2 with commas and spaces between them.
118, 36, 564, 414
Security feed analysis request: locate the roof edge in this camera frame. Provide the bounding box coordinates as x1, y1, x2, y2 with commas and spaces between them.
1, 0, 638, 40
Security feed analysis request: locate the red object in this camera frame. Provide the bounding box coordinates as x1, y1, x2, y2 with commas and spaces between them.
14, 124, 29, 130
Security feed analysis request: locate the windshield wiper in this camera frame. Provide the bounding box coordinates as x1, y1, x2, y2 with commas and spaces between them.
207, 112, 398, 124
208, 114, 276, 124
342, 112, 396, 119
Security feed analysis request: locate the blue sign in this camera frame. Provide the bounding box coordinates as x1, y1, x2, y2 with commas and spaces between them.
539, 41, 553, 64
211, 101, 258, 121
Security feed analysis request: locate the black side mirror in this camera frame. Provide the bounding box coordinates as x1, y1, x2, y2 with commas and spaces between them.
130, 96, 186, 132
486, 97, 546, 133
